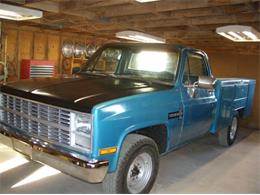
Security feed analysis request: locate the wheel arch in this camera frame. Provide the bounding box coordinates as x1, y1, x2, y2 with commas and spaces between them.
108, 122, 169, 173
131, 124, 168, 154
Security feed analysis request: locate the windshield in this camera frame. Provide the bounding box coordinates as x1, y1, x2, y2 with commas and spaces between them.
81, 46, 179, 84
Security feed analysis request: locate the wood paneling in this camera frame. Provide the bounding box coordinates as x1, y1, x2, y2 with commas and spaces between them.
47, 34, 60, 74
19, 31, 34, 79
3, 23, 103, 79
19, 31, 33, 60
5, 29, 17, 63
5, 29, 18, 80
34, 33, 47, 60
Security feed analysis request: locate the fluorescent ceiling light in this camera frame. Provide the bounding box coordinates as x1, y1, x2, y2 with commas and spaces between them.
0, 3, 42, 21
116, 30, 166, 43
136, 0, 159, 2
216, 25, 260, 42
242, 31, 258, 40
228, 31, 244, 40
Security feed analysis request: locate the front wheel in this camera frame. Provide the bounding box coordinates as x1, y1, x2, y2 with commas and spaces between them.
102, 134, 159, 193
218, 116, 239, 146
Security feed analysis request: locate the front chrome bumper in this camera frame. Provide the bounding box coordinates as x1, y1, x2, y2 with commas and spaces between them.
0, 127, 108, 183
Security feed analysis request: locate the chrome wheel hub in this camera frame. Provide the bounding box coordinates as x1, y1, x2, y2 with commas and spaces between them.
127, 152, 153, 193
230, 117, 238, 140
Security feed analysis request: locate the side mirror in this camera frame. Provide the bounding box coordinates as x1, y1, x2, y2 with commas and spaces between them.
72, 67, 81, 74
198, 76, 216, 89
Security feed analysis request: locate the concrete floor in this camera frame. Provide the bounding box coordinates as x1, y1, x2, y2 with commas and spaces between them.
0, 128, 259, 193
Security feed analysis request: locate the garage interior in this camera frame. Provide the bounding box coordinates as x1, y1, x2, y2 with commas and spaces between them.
0, 0, 259, 193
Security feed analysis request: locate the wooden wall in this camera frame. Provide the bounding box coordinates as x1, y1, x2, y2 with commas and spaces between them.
207, 52, 259, 130
2, 23, 106, 81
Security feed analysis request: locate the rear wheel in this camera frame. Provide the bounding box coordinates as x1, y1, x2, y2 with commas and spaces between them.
218, 116, 238, 146
102, 134, 159, 194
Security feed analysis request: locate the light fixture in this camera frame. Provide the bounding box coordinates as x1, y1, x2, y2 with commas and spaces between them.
135, 0, 159, 2
116, 30, 166, 43
216, 25, 260, 42
0, 3, 42, 21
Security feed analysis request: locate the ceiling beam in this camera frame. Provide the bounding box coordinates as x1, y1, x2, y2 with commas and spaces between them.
60, 0, 135, 11
128, 13, 260, 29
111, 3, 258, 23
98, 0, 254, 17
25, 0, 60, 13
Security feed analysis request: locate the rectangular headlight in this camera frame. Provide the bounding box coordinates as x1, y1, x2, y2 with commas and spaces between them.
70, 112, 92, 152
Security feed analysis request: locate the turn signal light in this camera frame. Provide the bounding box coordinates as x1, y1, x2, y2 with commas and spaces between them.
99, 147, 117, 155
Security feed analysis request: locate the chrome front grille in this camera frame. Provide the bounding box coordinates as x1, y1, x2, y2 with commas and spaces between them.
0, 93, 71, 146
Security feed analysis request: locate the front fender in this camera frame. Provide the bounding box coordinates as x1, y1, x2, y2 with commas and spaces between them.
91, 89, 180, 172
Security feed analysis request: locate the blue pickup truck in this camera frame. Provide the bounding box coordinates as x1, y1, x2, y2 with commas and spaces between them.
0, 43, 255, 193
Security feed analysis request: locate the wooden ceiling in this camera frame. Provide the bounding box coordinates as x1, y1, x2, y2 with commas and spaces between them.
1, 0, 260, 54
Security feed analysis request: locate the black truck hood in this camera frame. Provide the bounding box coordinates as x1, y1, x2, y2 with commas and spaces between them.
0, 74, 171, 113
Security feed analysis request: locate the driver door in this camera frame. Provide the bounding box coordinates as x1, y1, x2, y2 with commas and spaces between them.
179, 51, 216, 143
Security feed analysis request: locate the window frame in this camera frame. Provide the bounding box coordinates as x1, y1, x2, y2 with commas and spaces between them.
182, 51, 210, 87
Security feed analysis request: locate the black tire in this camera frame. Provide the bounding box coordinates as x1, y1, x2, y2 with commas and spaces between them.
102, 134, 159, 194
218, 116, 239, 146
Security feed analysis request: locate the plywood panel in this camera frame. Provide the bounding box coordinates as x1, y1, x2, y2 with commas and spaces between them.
34, 33, 47, 60
5, 29, 18, 80
19, 31, 33, 80
48, 34, 60, 74
5, 29, 17, 63
19, 31, 33, 60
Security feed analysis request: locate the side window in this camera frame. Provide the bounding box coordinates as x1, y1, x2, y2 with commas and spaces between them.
183, 53, 208, 86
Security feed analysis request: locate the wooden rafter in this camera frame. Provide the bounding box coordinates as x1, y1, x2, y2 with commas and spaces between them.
0, 0, 259, 54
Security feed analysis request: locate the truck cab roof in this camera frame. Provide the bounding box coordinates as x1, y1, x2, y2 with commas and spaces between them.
103, 42, 185, 50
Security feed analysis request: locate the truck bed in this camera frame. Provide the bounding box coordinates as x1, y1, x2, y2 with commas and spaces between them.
210, 78, 256, 133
